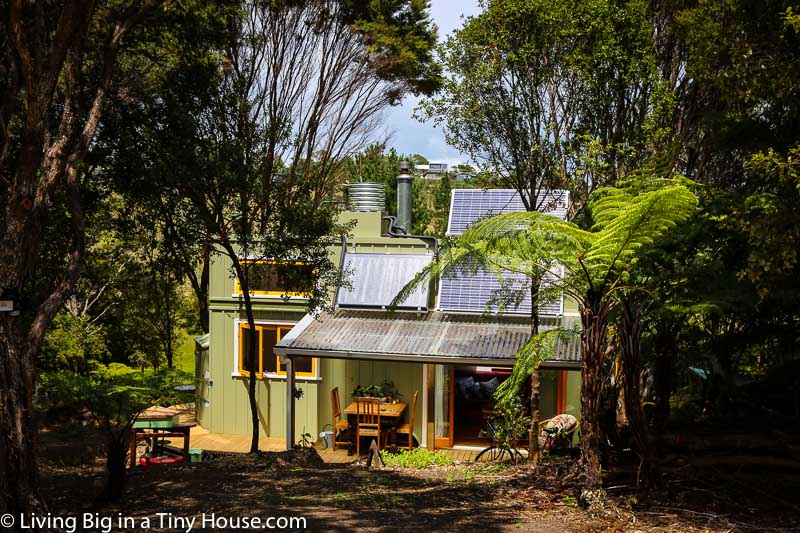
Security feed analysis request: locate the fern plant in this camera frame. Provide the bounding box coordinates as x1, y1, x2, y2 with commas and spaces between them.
391, 172, 697, 496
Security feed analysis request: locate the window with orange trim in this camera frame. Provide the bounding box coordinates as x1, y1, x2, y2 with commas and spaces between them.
234, 260, 314, 297
237, 323, 316, 378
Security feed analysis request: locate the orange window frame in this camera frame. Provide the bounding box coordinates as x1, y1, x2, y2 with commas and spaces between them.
234, 260, 314, 297
238, 323, 316, 378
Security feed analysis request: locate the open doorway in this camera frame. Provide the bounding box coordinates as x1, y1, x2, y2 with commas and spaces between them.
450, 366, 571, 447
452, 366, 514, 447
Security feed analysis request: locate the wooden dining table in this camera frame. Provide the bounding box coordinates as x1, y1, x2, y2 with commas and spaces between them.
343, 400, 407, 452
343, 400, 407, 418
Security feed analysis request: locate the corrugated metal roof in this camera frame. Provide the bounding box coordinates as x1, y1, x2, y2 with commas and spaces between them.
194, 333, 210, 349
275, 310, 580, 367
337, 253, 432, 309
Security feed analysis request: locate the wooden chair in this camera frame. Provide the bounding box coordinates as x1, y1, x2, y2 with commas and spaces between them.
330, 387, 350, 451
355, 397, 382, 456
395, 390, 418, 451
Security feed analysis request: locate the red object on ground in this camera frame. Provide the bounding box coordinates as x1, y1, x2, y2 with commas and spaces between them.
139, 455, 185, 467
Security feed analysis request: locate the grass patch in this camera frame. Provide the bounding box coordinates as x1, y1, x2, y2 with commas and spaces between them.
379, 448, 454, 468
173, 329, 197, 373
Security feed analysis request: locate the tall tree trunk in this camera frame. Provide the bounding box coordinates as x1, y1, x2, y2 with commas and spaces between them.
0, 324, 46, 525
2, 1, 148, 517
653, 329, 674, 435
182, 243, 211, 334
579, 298, 611, 501
104, 429, 129, 502
1, 176, 86, 521
618, 299, 654, 485
528, 279, 542, 465
529, 369, 542, 464
224, 246, 260, 453
198, 245, 211, 334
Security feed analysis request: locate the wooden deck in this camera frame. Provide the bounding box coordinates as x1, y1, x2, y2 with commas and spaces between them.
154, 408, 519, 465
184, 426, 287, 454
164, 425, 489, 463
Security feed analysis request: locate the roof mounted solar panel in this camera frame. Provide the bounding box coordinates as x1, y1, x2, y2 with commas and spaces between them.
446, 189, 568, 235
438, 266, 563, 316
337, 253, 432, 309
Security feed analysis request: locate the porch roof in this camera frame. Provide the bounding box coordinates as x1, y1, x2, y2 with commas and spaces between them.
274, 309, 580, 368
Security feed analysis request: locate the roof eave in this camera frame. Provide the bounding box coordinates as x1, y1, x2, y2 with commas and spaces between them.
274, 345, 579, 369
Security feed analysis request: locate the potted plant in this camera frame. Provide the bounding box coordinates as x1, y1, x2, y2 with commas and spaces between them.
381, 380, 402, 404
352, 384, 384, 400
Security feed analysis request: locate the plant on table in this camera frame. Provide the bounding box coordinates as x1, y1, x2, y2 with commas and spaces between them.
352, 384, 384, 399
381, 380, 403, 403
352, 381, 403, 402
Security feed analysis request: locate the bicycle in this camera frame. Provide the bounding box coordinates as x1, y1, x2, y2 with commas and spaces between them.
474, 415, 525, 463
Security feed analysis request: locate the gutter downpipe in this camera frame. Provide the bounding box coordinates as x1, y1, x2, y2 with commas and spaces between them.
382, 215, 439, 260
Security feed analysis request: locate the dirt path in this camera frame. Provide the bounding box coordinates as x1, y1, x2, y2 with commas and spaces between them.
40, 447, 784, 532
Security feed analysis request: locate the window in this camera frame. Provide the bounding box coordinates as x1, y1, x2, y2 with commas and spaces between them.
237, 323, 316, 378
234, 261, 314, 297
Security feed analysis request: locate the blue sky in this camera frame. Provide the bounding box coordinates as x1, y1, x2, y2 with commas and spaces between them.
381, 0, 483, 166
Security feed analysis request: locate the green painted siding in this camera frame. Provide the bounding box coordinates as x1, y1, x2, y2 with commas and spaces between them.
538, 369, 582, 421
563, 294, 579, 315
540, 370, 558, 420
565, 370, 581, 419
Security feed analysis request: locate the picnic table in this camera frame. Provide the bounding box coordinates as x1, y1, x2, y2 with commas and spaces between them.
129, 406, 195, 467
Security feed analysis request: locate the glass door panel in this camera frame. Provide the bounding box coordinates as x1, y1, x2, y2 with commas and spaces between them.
434, 365, 454, 447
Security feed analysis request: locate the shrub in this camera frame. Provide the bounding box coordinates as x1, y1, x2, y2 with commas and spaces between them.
379, 448, 454, 468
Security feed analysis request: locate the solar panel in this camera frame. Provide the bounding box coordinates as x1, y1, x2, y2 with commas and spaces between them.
438, 266, 563, 316
337, 253, 432, 309
446, 189, 568, 235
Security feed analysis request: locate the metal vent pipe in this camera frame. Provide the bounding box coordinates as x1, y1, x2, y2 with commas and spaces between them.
396, 160, 413, 232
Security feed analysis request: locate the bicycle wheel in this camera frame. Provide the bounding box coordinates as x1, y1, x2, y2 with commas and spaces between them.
509, 447, 524, 463
475, 446, 508, 462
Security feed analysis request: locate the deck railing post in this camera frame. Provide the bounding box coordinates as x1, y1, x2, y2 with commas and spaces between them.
285, 356, 295, 451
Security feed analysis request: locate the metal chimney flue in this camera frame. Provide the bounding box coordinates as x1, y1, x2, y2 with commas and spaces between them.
396, 160, 413, 232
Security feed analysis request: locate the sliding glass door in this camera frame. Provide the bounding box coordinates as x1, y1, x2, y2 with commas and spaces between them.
434, 365, 454, 448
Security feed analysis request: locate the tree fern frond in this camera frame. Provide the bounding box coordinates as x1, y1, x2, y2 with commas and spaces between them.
494, 326, 580, 408
585, 183, 698, 281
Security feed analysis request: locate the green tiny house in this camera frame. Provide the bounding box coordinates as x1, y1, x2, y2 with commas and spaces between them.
196, 188, 582, 450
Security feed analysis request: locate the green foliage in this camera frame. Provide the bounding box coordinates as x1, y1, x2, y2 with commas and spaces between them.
343, 143, 402, 214
38, 364, 192, 501
297, 427, 314, 448
419, 0, 661, 208
495, 328, 579, 408
40, 313, 110, 374
739, 146, 800, 299
379, 447, 454, 468
340, 0, 443, 96
38, 192, 199, 373
352, 385, 380, 398
490, 396, 531, 454
39, 364, 193, 429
